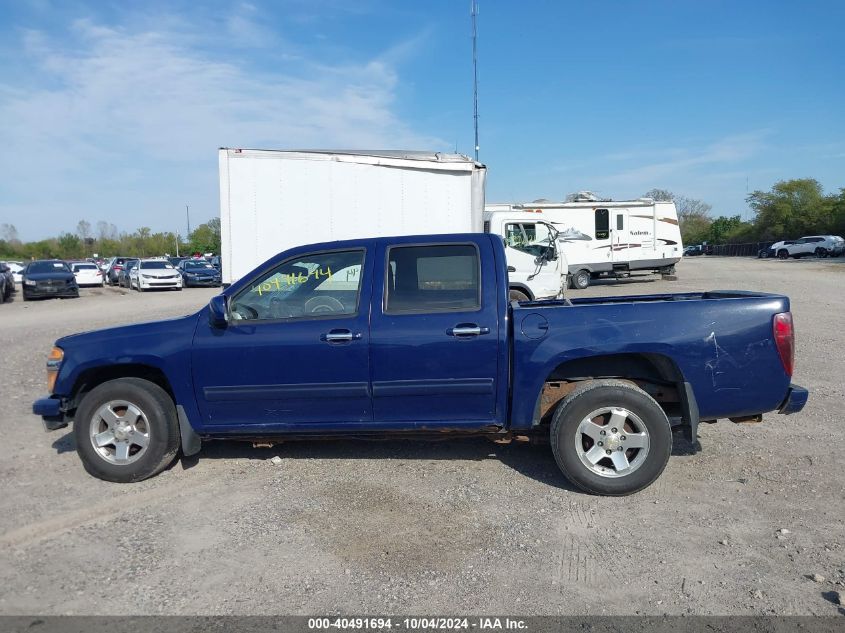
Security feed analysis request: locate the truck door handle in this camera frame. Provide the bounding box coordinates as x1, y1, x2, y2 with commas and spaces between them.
447, 324, 491, 337
321, 329, 361, 343
507, 266, 516, 272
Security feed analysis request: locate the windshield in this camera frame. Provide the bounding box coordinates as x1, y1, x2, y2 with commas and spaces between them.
140, 261, 173, 270
28, 261, 69, 274
73, 264, 98, 270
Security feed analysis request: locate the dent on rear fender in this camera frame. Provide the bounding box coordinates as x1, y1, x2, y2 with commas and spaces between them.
703, 330, 770, 392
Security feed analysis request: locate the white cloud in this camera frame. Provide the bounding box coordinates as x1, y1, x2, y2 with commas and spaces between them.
0, 11, 444, 239
593, 130, 771, 188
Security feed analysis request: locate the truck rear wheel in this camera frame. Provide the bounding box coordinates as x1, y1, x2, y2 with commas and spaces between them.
550, 379, 672, 496
73, 378, 181, 483
571, 269, 590, 290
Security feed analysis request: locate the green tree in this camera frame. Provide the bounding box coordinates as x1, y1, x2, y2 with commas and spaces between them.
707, 215, 745, 244
747, 178, 832, 239
57, 233, 84, 259
188, 217, 221, 254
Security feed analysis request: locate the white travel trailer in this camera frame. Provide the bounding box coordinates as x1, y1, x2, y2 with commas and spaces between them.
486, 196, 683, 289
219, 148, 567, 300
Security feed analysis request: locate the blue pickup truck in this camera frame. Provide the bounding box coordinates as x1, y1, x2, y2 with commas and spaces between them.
33, 233, 807, 495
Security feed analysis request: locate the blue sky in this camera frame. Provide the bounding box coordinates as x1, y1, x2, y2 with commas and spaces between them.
1, 0, 843, 241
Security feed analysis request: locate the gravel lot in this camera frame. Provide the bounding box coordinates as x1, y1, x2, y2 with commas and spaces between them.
1, 258, 843, 616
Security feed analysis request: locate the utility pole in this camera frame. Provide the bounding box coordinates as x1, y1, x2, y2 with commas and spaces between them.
175, 232, 180, 257
186, 204, 191, 237
471, 0, 480, 161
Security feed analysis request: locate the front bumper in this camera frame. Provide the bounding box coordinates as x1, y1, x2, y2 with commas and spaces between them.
23, 286, 79, 298
33, 396, 69, 430
140, 278, 182, 288
184, 276, 221, 287
778, 384, 808, 415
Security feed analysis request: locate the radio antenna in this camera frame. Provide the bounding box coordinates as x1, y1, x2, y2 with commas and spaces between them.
471, 0, 480, 161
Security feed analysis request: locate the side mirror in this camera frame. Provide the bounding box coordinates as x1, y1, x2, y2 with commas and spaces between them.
208, 294, 229, 328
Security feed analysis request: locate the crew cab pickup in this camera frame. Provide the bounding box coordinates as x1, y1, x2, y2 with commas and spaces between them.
33, 234, 808, 495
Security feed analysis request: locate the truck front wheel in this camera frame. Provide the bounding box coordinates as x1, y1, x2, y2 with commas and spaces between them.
73, 378, 181, 483
550, 379, 672, 496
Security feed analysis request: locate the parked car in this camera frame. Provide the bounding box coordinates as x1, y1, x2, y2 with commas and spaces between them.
777, 235, 845, 259
683, 245, 703, 256
70, 262, 105, 287
12, 263, 24, 284
117, 260, 138, 288
167, 256, 188, 268
178, 259, 222, 287
206, 255, 221, 270
21, 260, 79, 301
105, 257, 136, 285
759, 240, 795, 258
3, 261, 24, 284
33, 233, 807, 494
0, 262, 15, 301
130, 259, 183, 292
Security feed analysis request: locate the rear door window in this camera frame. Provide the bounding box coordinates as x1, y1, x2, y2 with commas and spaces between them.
385, 244, 480, 314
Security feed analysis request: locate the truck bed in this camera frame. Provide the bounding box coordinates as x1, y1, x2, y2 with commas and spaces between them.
510, 290, 793, 428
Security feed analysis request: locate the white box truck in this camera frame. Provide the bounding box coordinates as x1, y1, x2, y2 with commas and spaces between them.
218, 148, 567, 300
486, 195, 682, 289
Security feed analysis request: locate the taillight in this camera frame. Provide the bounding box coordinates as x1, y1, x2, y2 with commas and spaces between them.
773, 312, 794, 377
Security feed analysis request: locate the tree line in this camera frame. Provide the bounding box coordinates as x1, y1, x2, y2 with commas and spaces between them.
0, 218, 221, 261
646, 178, 845, 246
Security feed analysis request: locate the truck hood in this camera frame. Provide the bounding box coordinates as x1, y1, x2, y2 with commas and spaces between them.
56, 312, 201, 350
137, 269, 180, 278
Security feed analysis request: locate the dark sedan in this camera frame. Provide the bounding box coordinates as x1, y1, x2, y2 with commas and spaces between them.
22, 260, 79, 300
118, 259, 139, 288
0, 262, 14, 302
178, 259, 222, 287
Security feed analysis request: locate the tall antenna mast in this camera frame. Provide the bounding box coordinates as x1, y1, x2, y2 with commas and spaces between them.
471, 0, 479, 161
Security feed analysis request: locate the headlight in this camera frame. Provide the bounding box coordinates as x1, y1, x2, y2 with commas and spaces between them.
47, 347, 63, 392
24, 279, 36, 286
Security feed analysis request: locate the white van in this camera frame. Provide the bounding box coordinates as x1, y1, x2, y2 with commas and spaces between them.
482, 210, 568, 301
486, 197, 683, 289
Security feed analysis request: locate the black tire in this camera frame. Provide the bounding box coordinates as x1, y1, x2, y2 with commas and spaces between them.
550, 379, 672, 496
509, 288, 530, 302
758, 250, 768, 259
777, 249, 788, 260
571, 269, 590, 290
815, 247, 828, 258
74, 378, 181, 483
